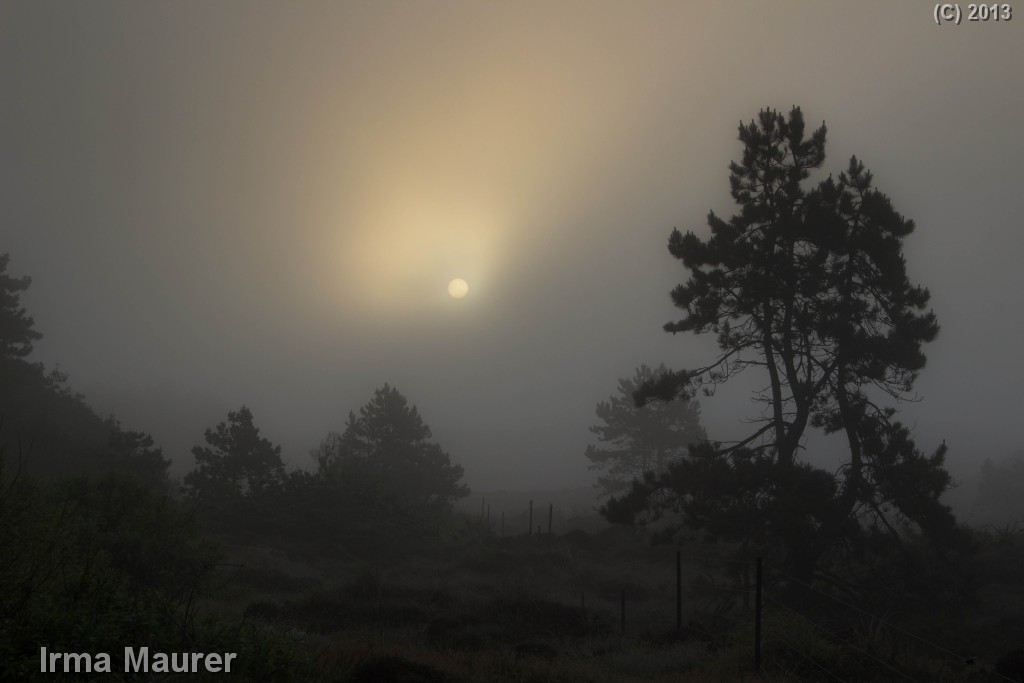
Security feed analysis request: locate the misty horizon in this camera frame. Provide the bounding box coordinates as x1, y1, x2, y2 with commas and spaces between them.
3, 2, 1022, 497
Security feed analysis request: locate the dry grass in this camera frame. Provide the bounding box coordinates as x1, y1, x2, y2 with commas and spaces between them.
197, 522, 1007, 682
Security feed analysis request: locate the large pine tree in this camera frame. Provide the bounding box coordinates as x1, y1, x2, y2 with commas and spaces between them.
606, 107, 959, 579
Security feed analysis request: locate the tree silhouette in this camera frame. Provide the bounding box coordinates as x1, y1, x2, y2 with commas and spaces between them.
586, 364, 705, 497
0, 256, 176, 489
316, 384, 468, 511
184, 406, 286, 499
0, 253, 42, 360
606, 107, 959, 577
973, 454, 1024, 527
106, 422, 172, 491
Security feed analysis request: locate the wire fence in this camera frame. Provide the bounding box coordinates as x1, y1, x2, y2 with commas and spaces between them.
757, 563, 1015, 682
474, 502, 1018, 681
757, 569, 1019, 683
521, 530, 1019, 682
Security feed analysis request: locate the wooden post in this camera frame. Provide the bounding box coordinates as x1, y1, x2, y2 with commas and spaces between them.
548, 503, 553, 538
529, 500, 533, 536
754, 557, 763, 673
621, 588, 626, 634
743, 563, 750, 610
676, 550, 682, 629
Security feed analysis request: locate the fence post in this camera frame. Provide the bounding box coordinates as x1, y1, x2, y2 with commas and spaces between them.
754, 556, 763, 673
676, 550, 682, 629
743, 562, 750, 610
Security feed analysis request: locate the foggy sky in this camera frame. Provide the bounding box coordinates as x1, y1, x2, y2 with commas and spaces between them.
2, 2, 1022, 492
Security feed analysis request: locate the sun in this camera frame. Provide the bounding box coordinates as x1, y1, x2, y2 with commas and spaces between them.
448, 278, 469, 299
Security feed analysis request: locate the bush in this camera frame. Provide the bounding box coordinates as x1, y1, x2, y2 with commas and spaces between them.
0, 470, 218, 679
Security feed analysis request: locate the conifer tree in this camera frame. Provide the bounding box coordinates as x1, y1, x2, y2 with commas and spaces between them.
316, 384, 468, 510
184, 406, 286, 499
605, 108, 958, 576
586, 364, 705, 497
0, 253, 42, 360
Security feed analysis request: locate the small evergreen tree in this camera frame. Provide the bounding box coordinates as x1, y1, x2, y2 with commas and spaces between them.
106, 421, 172, 492
316, 384, 468, 511
973, 453, 1024, 527
0, 253, 41, 360
586, 364, 705, 497
184, 406, 286, 499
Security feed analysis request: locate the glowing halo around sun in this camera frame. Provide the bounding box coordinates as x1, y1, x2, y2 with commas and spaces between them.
448, 278, 469, 298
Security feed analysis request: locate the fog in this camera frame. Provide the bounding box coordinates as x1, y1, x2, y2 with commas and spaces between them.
3, 1, 1022, 493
